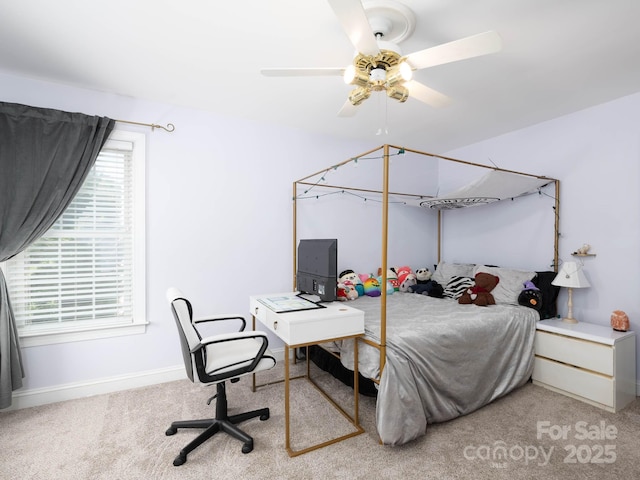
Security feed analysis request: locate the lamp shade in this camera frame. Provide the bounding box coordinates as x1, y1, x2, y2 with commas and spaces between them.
551, 261, 590, 289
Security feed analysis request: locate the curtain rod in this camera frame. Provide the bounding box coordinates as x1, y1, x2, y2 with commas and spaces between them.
115, 119, 175, 132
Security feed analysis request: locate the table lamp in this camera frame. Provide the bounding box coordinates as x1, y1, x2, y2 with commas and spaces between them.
551, 261, 590, 324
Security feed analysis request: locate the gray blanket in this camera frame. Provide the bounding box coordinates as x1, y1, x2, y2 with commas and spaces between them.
337, 293, 538, 445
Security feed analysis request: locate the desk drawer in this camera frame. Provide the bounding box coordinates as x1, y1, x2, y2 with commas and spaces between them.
250, 297, 364, 346
250, 302, 284, 338
535, 331, 613, 375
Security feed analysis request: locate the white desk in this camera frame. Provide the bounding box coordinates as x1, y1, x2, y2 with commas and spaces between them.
250, 293, 365, 457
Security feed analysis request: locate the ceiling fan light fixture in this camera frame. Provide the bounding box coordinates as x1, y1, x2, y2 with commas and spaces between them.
348, 86, 372, 106
399, 61, 412, 80
387, 84, 408, 103
343, 64, 370, 87
386, 60, 412, 87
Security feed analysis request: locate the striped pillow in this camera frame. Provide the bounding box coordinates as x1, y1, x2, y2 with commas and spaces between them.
443, 276, 474, 299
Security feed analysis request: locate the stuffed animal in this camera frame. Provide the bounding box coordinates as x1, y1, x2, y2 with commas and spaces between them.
337, 283, 348, 301
387, 269, 399, 291
458, 272, 500, 306
362, 276, 382, 297
408, 267, 443, 296
377, 274, 395, 295
415, 268, 432, 283
407, 280, 444, 297
518, 280, 542, 311
337, 282, 358, 301
339, 270, 363, 297
395, 266, 417, 292
574, 244, 591, 255
378, 268, 400, 291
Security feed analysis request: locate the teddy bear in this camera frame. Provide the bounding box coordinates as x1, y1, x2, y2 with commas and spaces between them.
517, 280, 542, 311
458, 272, 500, 306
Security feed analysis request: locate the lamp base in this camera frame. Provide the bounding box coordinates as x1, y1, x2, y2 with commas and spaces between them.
561, 317, 578, 324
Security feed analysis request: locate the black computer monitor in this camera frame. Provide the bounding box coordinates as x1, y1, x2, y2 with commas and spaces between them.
296, 239, 337, 302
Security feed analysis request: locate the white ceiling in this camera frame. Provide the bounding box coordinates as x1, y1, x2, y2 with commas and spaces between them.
1, 0, 639, 152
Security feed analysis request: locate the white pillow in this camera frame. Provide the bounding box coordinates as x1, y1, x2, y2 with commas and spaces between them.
473, 265, 536, 305
432, 261, 475, 285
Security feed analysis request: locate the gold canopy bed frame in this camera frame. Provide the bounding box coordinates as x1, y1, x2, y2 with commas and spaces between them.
292, 144, 560, 380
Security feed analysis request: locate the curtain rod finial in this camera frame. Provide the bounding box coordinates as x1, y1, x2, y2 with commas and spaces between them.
151, 123, 175, 133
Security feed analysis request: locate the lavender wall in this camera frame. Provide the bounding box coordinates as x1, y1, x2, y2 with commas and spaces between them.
445, 92, 640, 384
2, 69, 638, 399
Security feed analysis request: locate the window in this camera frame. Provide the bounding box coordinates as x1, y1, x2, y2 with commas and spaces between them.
3, 130, 146, 346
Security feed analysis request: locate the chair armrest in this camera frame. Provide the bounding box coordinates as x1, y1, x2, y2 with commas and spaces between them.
197, 330, 268, 348
193, 314, 246, 332
195, 331, 270, 382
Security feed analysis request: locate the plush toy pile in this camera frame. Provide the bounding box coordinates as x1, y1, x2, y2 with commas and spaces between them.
458, 272, 500, 306
337, 265, 448, 300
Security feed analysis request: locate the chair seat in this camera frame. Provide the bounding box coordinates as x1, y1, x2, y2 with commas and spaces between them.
204, 337, 276, 379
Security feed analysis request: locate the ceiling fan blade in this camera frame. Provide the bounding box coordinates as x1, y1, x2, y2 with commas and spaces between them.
405, 81, 451, 108
327, 0, 379, 56
405, 31, 502, 70
261, 67, 344, 77
337, 99, 359, 117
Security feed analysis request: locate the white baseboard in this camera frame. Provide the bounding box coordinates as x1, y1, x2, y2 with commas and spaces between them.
7, 348, 637, 412
6, 347, 287, 411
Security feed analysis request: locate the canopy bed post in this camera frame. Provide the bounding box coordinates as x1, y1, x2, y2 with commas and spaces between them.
292, 181, 298, 290
379, 145, 391, 374
553, 179, 560, 272
437, 210, 442, 263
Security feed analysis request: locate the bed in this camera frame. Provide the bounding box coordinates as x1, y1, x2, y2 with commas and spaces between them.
293, 145, 560, 445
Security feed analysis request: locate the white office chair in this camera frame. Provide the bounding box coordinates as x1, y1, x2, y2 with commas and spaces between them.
165, 288, 276, 466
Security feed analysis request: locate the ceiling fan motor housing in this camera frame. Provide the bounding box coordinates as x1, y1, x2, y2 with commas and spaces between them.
346, 48, 411, 104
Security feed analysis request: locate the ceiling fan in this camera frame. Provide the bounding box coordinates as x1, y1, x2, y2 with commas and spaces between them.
261, 0, 502, 117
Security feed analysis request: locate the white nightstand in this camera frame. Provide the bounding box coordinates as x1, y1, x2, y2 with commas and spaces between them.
532, 319, 636, 412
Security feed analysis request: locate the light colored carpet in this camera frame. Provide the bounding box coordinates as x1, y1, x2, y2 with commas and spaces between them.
1, 361, 639, 480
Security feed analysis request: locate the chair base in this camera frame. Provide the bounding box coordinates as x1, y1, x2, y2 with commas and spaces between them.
166, 382, 270, 466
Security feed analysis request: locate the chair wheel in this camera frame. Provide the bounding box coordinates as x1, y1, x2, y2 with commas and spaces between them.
173, 453, 187, 466
165, 427, 177, 436
242, 442, 253, 454
260, 412, 269, 421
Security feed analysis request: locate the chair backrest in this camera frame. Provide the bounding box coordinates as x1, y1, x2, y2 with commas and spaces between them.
166, 288, 202, 383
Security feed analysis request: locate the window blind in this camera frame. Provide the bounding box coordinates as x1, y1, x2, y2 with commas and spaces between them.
6, 140, 135, 329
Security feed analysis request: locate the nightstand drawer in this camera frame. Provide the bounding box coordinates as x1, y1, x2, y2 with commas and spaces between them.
533, 357, 614, 407
535, 331, 613, 375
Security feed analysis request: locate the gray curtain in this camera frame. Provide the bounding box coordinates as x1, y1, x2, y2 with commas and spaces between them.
0, 102, 115, 409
